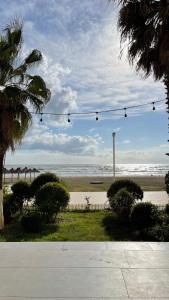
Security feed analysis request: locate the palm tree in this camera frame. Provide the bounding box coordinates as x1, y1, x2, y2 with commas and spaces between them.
113, 0, 169, 109
0, 20, 51, 229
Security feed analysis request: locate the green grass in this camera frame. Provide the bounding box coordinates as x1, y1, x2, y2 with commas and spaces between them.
0, 211, 136, 242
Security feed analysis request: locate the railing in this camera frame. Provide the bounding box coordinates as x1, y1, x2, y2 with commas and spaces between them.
23, 202, 167, 212
65, 203, 167, 212
66, 203, 110, 211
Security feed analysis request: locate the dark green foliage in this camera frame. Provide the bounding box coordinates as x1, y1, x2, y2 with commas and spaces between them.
107, 179, 143, 201
130, 202, 160, 229
35, 182, 70, 222
3, 192, 23, 224
3, 194, 13, 224
109, 188, 135, 220
21, 212, 43, 233
30, 172, 60, 196
143, 225, 169, 242
11, 181, 30, 200
165, 203, 169, 215
165, 172, 169, 194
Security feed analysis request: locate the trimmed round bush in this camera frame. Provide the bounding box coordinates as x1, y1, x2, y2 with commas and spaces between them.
144, 225, 169, 242
30, 172, 60, 196
3, 192, 23, 223
165, 203, 169, 215
130, 202, 160, 229
11, 181, 30, 201
21, 212, 43, 233
110, 188, 135, 219
107, 179, 143, 201
35, 182, 69, 222
165, 172, 169, 194
3, 194, 13, 224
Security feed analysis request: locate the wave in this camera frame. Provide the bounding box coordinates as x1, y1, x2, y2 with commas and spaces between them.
5, 164, 169, 177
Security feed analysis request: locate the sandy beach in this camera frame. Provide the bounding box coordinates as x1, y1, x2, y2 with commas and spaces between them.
62, 176, 165, 192
3, 175, 166, 192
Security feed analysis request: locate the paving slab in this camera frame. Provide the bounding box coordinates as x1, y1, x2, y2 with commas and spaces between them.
0, 248, 129, 268
0, 267, 127, 298
149, 242, 169, 251
122, 268, 169, 298
62, 241, 107, 250
0, 242, 169, 298
126, 250, 169, 268
106, 241, 152, 251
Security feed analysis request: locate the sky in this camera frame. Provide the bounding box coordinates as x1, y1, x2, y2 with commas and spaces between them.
1, 0, 168, 165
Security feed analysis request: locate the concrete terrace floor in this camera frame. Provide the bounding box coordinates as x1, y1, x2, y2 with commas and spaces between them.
0, 242, 169, 299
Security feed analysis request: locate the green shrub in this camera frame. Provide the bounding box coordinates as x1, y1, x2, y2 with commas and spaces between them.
30, 172, 60, 196
11, 181, 31, 210
165, 203, 169, 215
11, 181, 30, 199
21, 212, 43, 233
3, 192, 24, 224
144, 224, 169, 242
3, 194, 13, 224
109, 188, 135, 219
165, 172, 169, 194
107, 179, 143, 201
130, 202, 160, 229
35, 182, 69, 222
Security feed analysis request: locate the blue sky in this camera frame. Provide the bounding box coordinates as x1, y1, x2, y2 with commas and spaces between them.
1, 0, 168, 164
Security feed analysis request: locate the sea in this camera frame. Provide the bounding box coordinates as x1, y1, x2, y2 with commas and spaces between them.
5, 164, 169, 177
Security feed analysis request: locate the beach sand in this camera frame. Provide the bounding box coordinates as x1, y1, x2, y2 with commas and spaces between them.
3, 175, 166, 192
62, 176, 166, 192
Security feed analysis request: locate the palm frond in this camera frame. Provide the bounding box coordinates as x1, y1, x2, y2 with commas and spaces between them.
0, 19, 51, 152
25, 49, 42, 67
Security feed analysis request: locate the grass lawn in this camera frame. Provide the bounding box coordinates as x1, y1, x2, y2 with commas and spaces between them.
0, 211, 135, 242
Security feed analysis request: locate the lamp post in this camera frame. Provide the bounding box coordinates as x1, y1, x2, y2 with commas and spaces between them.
112, 132, 116, 179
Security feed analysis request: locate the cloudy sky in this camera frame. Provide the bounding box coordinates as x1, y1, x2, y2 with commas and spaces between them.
1, 0, 168, 165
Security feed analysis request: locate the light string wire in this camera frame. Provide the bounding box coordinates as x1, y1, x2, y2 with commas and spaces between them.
30, 98, 165, 121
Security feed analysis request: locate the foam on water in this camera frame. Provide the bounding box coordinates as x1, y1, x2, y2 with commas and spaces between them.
5, 164, 169, 177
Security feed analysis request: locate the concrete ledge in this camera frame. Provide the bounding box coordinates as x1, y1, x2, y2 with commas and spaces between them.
0, 242, 169, 298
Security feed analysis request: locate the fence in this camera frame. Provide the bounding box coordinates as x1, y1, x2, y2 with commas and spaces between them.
65, 203, 167, 212
23, 202, 167, 212
66, 203, 110, 211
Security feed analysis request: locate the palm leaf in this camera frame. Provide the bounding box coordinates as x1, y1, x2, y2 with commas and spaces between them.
25, 50, 42, 67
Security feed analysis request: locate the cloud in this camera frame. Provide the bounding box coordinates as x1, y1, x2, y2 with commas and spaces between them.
21, 125, 103, 156
122, 140, 131, 144
3, 0, 164, 119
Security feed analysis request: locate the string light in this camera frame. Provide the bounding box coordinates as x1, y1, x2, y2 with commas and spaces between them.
96, 112, 99, 121
67, 113, 71, 123
40, 113, 43, 122
31, 98, 165, 122
124, 108, 127, 118
152, 102, 155, 111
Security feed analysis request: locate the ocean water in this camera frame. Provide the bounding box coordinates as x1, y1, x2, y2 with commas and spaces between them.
5, 164, 169, 177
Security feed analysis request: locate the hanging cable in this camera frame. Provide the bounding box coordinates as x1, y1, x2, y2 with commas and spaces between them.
30, 98, 165, 120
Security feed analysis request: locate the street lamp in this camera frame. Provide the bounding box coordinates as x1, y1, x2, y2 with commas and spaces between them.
112, 132, 116, 178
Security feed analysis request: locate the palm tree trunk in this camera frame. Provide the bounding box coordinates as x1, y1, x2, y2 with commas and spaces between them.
164, 74, 169, 112
0, 151, 4, 230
